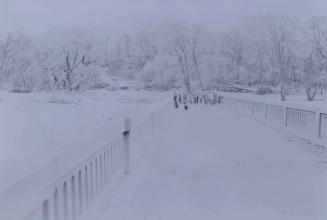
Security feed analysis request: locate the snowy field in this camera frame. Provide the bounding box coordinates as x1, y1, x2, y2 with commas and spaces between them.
0, 89, 170, 192
80, 105, 327, 220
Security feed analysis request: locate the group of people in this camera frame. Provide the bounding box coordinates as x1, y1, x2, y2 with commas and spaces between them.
173, 91, 223, 110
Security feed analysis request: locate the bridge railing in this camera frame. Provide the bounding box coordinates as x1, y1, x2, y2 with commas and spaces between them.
320, 113, 327, 140
266, 104, 285, 125
286, 108, 316, 134
221, 96, 327, 143
0, 100, 171, 220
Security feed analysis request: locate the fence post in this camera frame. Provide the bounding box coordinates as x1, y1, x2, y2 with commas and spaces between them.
123, 118, 131, 175
237, 99, 242, 112
265, 104, 268, 120
317, 112, 322, 139
42, 200, 49, 220
285, 107, 288, 127
151, 112, 154, 136
242, 100, 245, 113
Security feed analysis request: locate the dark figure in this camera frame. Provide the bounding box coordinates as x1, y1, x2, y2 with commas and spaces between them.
213, 93, 217, 104
184, 103, 189, 110
183, 93, 187, 103
183, 95, 189, 110
174, 95, 179, 108
178, 94, 182, 103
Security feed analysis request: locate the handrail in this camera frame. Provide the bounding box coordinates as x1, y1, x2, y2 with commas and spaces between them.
221, 96, 326, 143
286, 107, 316, 114
0, 100, 171, 220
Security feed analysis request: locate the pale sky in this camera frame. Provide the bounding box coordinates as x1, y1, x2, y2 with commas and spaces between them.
1, 0, 327, 36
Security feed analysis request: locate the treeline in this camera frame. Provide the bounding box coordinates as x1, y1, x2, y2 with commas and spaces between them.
1, 15, 327, 100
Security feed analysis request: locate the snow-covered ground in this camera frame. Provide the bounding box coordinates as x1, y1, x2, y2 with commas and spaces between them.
2, 89, 327, 220
0, 89, 170, 192
80, 105, 327, 220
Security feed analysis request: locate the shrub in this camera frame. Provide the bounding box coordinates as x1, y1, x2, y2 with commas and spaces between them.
255, 86, 273, 95
9, 88, 32, 93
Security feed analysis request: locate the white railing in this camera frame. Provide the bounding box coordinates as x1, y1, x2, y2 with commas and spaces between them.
221, 96, 327, 143
252, 102, 266, 119
243, 100, 254, 115
320, 113, 327, 140
266, 104, 285, 125
0, 100, 171, 220
286, 108, 316, 134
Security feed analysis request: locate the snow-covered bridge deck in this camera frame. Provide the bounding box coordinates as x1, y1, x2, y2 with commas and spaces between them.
80, 106, 327, 220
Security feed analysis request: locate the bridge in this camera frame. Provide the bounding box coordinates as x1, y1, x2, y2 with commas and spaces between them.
1, 96, 327, 220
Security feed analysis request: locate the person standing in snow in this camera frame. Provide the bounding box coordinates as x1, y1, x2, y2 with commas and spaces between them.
213, 92, 217, 104
184, 100, 189, 110
182, 93, 189, 110
178, 94, 182, 103
174, 94, 179, 108
205, 92, 208, 104
183, 92, 187, 104
218, 94, 222, 104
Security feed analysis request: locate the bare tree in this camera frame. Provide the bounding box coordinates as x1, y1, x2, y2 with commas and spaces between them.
0, 34, 16, 84
308, 17, 327, 73
172, 35, 192, 92
298, 17, 326, 101
302, 49, 320, 100
188, 36, 205, 90
220, 30, 246, 84
261, 16, 297, 101
61, 49, 91, 91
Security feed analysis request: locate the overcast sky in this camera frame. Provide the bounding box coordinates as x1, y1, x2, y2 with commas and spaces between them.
1, 0, 327, 36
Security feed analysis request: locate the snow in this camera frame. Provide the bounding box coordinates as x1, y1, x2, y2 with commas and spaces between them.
0, 89, 170, 193
79, 105, 327, 220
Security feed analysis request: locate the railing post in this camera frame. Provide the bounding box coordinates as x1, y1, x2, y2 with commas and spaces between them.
151, 112, 154, 136
285, 107, 288, 127
42, 200, 49, 220
236, 99, 239, 112
242, 100, 245, 113
123, 118, 131, 175
237, 99, 242, 112
317, 112, 322, 139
